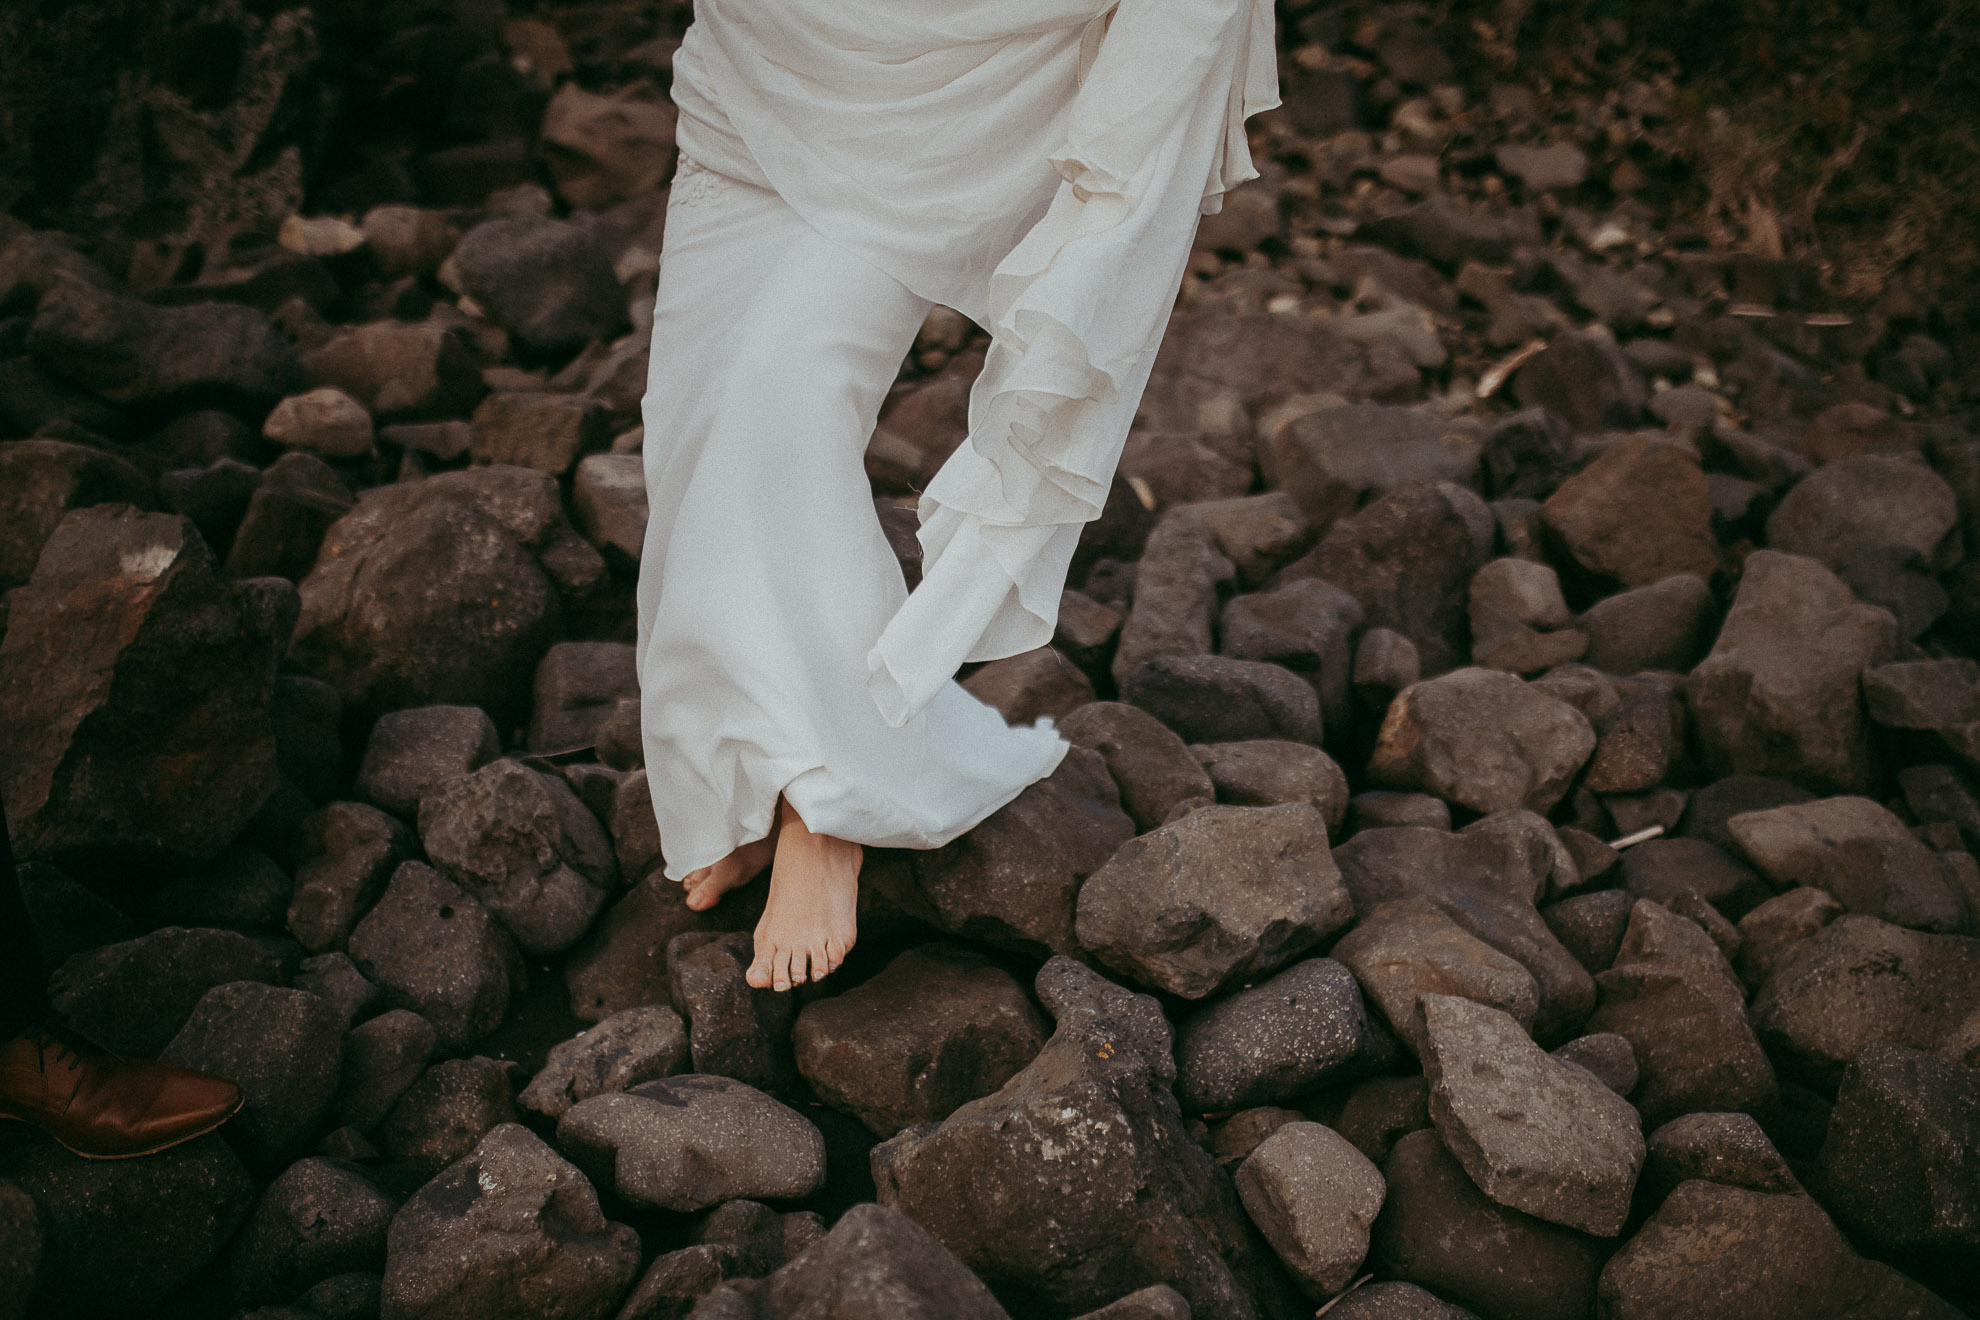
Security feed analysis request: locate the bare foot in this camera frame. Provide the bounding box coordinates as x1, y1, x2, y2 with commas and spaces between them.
747, 793, 860, 993
681, 811, 781, 912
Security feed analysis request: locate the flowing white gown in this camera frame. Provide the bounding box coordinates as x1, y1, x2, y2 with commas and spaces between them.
636, 0, 1281, 881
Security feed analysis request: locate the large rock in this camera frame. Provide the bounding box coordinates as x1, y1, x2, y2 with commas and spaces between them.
1750, 915, 1980, 1082
1120, 652, 1325, 745
793, 943, 1048, 1138
873, 957, 1303, 1320
0, 506, 289, 862
517, 1005, 689, 1122
1190, 739, 1350, 838
1577, 572, 1717, 674
901, 747, 1134, 958
555, 1076, 825, 1212
159, 981, 345, 1168
291, 466, 606, 719
1, 1134, 256, 1313
1076, 802, 1353, 999
1277, 481, 1491, 674
1766, 452, 1959, 570
1333, 824, 1596, 1042
1369, 1129, 1606, 1320
46, 925, 282, 1056
1173, 957, 1382, 1113
379, 1124, 640, 1320
1725, 796, 1971, 933
230, 1157, 396, 1305
1260, 404, 1472, 530
687, 1202, 1009, 1320
1332, 898, 1540, 1054
29, 278, 300, 408
1235, 1121, 1386, 1299
300, 320, 485, 421
1058, 701, 1216, 832
1640, 1111, 1798, 1207
666, 931, 795, 1091
287, 801, 417, 953
1418, 995, 1644, 1236
1816, 1042, 1980, 1255
355, 705, 502, 819
450, 217, 626, 357
347, 861, 521, 1052
1587, 900, 1776, 1127
1218, 578, 1364, 734
1368, 667, 1595, 815
1540, 436, 1718, 587
1596, 1181, 1962, 1320
417, 758, 618, 956
0, 438, 153, 589
528, 641, 637, 753
1684, 550, 1902, 793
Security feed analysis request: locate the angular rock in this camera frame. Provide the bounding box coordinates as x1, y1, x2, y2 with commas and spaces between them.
231, 1158, 396, 1305
470, 391, 610, 476
556, 1076, 825, 1213
149, 844, 291, 935
1334, 825, 1596, 1042
1578, 572, 1717, 675
872, 957, 1302, 1319
1640, 1112, 1797, 1208
1684, 550, 1901, 793
1750, 915, 1980, 1082
1190, 739, 1350, 838
336, 1009, 438, 1133
1588, 900, 1777, 1126
1596, 1181, 1962, 1320
1727, 797, 1970, 932
1734, 885, 1845, 989
418, 758, 618, 956
29, 279, 300, 408
1234, 1121, 1385, 1298
1511, 332, 1646, 434
1418, 995, 1644, 1236
1058, 701, 1217, 832
1767, 452, 1958, 571
793, 943, 1048, 1138
564, 869, 763, 1023
356, 705, 502, 819
291, 951, 379, 1027
378, 1057, 520, 1179
1076, 802, 1353, 999
1121, 652, 1323, 745
0, 506, 289, 862
1816, 1042, 1980, 1254
1219, 577, 1363, 733
518, 1004, 689, 1122
1541, 889, 1636, 974
1542, 436, 1717, 587
47, 925, 283, 1056
1260, 405, 1471, 530
1279, 482, 1490, 674
689, 1202, 1009, 1320
1174, 958, 1379, 1113
3, 1134, 256, 1313
379, 1124, 640, 1320
1617, 836, 1769, 921
159, 981, 345, 1168
1325, 1281, 1481, 1320
572, 452, 647, 562
665, 932, 794, 1092
539, 82, 677, 209
962, 646, 1098, 726
1552, 1032, 1638, 1096
347, 861, 521, 1052
0, 438, 154, 589
1369, 667, 1595, 815
264, 388, 374, 460
291, 466, 606, 719
1333, 898, 1540, 1054
1370, 1129, 1606, 1320
300, 320, 485, 421
225, 452, 357, 583
288, 801, 418, 953
903, 747, 1134, 958
450, 217, 627, 356
1335, 1076, 1433, 1167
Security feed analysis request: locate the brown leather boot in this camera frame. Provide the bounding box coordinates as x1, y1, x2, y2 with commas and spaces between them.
0, 1023, 244, 1159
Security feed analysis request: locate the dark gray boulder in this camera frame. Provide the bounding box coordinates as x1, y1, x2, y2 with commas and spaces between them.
159, 980, 346, 1168
1815, 1042, 1979, 1255
287, 801, 418, 954
1173, 958, 1383, 1113
230, 1157, 396, 1305
378, 1057, 520, 1180
1058, 701, 1217, 831
665, 932, 794, 1092
47, 925, 283, 1056
517, 1004, 689, 1122
872, 957, 1304, 1319
449, 216, 627, 357
378, 1124, 640, 1320
347, 861, 521, 1053
355, 705, 502, 819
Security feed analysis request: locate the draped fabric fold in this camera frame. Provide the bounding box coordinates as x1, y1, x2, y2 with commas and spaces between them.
669, 0, 1282, 727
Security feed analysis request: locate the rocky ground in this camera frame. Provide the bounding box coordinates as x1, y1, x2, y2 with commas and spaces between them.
2, 1, 1978, 1319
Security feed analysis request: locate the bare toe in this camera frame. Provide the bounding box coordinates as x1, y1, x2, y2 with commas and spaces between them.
746, 939, 776, 990
771, 943, 795, 993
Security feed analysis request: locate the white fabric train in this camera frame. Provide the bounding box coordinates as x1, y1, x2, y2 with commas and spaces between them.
670, 0, 1283, 727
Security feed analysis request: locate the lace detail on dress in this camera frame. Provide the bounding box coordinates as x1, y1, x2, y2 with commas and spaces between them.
670, 152, 738, 209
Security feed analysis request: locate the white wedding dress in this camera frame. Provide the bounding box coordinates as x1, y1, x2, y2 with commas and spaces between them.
635, 0, 1281, 881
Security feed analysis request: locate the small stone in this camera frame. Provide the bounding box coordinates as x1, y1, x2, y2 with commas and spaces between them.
263, 388, 375, 460
571, 452, 647, 561
336, 1009, 437, 1132
1191, 739, 1350, 838
469, 391, 610, 476
518, 1004, 690, 1122
1174, 958, 1379, 1113
1542, 436, 1717, 586
1120, 652, 1324, 745
287, 801, 417, 953
230, 1158, 396, 1305
1235, 1121, 1386, 1298
1332, 898, 1540, 1054
1059, 701, 1216, 832
1369, 667, 1596, 815
1734, 886, 1845, 989
355, 706, 502, 819
1495, 142, 1589, 191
